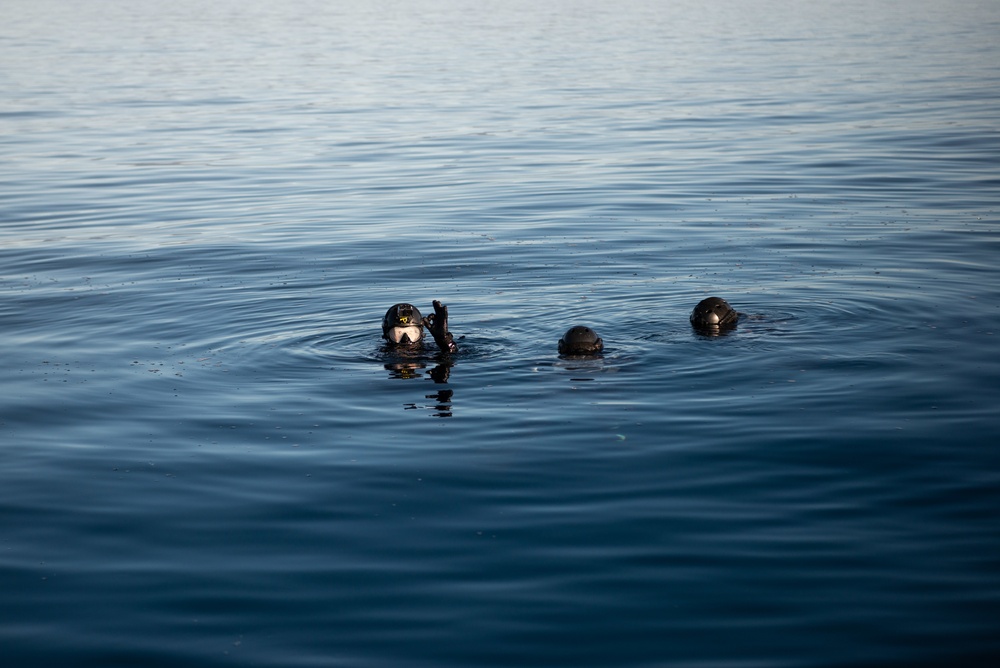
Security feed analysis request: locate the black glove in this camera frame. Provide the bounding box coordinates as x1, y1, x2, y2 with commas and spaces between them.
424, 300, 458, 354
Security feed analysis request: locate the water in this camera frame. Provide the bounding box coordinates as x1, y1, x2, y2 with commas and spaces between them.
3, 0, 1000, 665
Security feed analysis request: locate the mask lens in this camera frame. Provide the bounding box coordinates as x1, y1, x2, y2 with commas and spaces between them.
387, 326, 422, 344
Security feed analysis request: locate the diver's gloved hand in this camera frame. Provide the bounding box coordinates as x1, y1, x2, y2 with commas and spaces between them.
424, 300, 458, 354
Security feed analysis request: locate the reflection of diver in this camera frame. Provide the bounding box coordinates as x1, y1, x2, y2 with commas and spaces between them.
403, 388, 454, 417
690, 296, 740, 336
425, 389, 453, 417
384, 358, 453, 383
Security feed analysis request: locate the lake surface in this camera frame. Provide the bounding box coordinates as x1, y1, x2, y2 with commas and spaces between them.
3, 0, 1000, 665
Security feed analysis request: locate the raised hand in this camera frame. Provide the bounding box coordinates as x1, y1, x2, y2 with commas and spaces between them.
424, 299, 458, 354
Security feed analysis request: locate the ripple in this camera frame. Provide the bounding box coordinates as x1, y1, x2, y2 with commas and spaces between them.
4, 2, 1000, 667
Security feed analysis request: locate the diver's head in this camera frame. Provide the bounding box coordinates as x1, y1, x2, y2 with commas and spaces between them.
382, 303, 424, 346
558, 325, 604, 355
690, 297, 738, 331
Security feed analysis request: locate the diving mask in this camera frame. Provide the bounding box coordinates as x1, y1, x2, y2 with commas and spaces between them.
382, 303, 424, 345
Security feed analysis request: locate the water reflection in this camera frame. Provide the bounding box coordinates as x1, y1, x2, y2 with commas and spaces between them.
386, 358, 456, 418
383, 357, 454, 383
557, 352, 605, 362
691, 323, 738, 338
385, 360, 427, 380
424, 388, 454, 418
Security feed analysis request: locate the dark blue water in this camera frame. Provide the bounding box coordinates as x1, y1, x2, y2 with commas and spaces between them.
3, 0, 1000, 665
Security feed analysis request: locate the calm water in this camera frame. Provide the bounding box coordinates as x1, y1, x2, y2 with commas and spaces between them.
3, 0, 1000, 665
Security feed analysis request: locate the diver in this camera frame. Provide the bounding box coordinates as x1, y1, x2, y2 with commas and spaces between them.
558, 325, 604, 356
555, 297, 740, 353
382, 300, 458, 354
690, 296, 739, 333
384, 297, 738, 356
